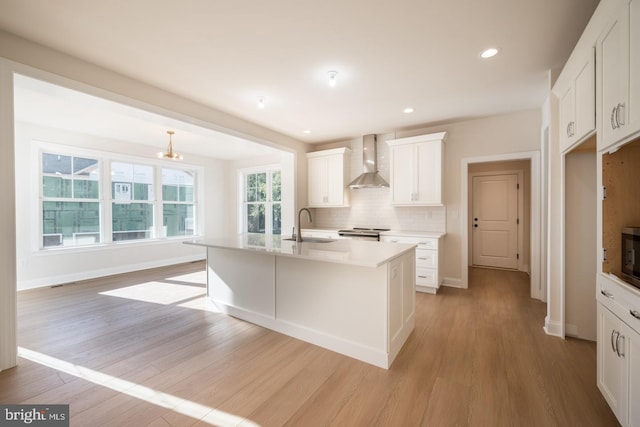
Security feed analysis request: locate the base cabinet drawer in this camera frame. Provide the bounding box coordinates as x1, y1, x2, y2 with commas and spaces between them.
416, 249, 437, 268
416, 268, 437, 286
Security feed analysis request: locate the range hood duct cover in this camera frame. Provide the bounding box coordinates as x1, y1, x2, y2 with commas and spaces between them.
348, 134, 389, 189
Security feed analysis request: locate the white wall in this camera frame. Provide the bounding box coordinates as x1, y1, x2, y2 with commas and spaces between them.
14, 122, 228, 290
314, 109, 541, 285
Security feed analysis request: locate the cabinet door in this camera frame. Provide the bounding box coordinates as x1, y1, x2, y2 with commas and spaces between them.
325, 154, 344, 205
598, 304, 625, 420
390, 144, 416, 204
598, 0, 630, 151
574, 49, 595, 142
416, 140, 443, 205
308, 156, 328, 206
559, 84, 576, 152
629, 0, 640, 137
628, 322, 640, 427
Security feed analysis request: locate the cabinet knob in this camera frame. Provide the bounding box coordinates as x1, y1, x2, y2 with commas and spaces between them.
474, 224, 478, 228
631, 310, 640, 320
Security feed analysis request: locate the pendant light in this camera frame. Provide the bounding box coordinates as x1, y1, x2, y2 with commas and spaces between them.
157, 130, 183, 160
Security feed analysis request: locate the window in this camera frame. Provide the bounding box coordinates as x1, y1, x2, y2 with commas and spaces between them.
162, 168, 196, 237
41, 153, 100, 247
243, 168, 281, 234
111, 162, 155, 241
39, 148, 200, 250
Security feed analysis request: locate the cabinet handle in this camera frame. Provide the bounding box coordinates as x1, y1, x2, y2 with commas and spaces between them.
631, 310, 640, 320
611, 106, 618, 129
600, 289, 614, 299
567, 122, 571, 137
611, 330, 617, 353
616, 333, 624, 358
418, 275, 428, 279
617, 103, 625, 126
418, 257, 428, 260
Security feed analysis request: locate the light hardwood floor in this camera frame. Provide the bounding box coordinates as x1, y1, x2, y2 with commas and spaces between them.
1, 262, 619, 426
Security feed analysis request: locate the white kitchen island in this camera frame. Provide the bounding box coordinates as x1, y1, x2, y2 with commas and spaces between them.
185, 234, 416, 369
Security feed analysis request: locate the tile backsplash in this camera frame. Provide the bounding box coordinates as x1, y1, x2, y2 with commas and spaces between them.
312, 134, 446, 232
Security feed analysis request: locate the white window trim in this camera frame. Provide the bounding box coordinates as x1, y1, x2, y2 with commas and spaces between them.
36, 140, 204, 252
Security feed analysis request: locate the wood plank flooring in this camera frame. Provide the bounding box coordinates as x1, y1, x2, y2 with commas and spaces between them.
1, 262, 619, 426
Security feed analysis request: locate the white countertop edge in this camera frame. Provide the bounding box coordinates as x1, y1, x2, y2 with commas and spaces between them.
184, 237, 415, 268
380, 230, 446, 239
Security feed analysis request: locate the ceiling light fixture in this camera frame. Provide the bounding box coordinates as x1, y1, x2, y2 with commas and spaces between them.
157, 130, 183, 160
303, 130, 311, 134
257, 96, 266, 109
327, 71, 338, 87
403, 107, 415, 114
481, 48, 499, 59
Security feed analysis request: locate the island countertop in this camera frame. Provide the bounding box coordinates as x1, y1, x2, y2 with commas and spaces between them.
184, 233, 415, 268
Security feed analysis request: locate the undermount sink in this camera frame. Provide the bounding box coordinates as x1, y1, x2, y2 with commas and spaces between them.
283, 237, 335, 243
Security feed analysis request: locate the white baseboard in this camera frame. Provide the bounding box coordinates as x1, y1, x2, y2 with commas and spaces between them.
544, 316, 564, 338
442, 277, 465, 289
18, 255, 205, 290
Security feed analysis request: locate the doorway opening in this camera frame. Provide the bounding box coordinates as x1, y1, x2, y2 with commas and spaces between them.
461, 151, 542, 300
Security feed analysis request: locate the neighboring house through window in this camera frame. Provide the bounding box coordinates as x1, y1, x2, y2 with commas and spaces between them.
40, 147, 200, 249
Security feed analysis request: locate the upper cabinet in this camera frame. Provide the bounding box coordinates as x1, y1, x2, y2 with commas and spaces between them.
556, 48, 596, 153
307, 148, 351, 207
598, 0, 640, 151
386, 132, 446, 206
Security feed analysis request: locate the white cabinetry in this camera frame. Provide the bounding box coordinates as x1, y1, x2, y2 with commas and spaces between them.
597, 0, 640, 151
556, 48, 596, 153
597, 275, 640, 426
386, 132, 446, 206
307, 148, 351, 207
381, 232, 444, 294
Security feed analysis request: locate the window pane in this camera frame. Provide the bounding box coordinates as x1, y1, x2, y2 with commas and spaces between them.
42, 201, 100, 247
42, 175, 72, 198
163, 204, 195, 237
73, 179, 99, 199
112, 163, 153, 201
73, 157, 99, 178
162, 168, 193, 202
112, 202, 154, 241
257, 173, 267, 202
272, 171, 281, 202
272, 203, 281, 235
42, 153, 72, 175
247, 204, 265, 233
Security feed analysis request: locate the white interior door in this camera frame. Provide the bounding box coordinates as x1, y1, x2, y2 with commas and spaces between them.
472, 174, 518, 269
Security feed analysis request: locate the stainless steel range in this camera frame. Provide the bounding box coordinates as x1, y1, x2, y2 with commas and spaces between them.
337, 227, 390, 241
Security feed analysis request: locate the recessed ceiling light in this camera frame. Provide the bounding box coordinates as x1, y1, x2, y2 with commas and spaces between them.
327, 71, 338, 87
403, 107, 415, 114
303, 130, 311, 134
481, 48, 499, 59
257, 96, 265, 109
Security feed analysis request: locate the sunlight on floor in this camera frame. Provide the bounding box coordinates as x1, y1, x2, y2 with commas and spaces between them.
99, 281, 205, 305
17, 347, 260, 427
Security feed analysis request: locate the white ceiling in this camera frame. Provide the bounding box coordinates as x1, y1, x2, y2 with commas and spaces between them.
0, 0, 599, 144
13, 74, 281, 160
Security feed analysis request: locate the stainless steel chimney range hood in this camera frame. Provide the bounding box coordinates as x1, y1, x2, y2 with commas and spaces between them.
348, 134, 389, 189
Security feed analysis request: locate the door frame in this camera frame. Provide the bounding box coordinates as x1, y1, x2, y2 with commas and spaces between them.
461, 151, 542, 300
469, 170, 524, 272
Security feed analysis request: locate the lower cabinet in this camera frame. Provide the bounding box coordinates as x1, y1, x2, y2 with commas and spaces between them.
381, 232, 444, 294
597, 276, 640, 427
